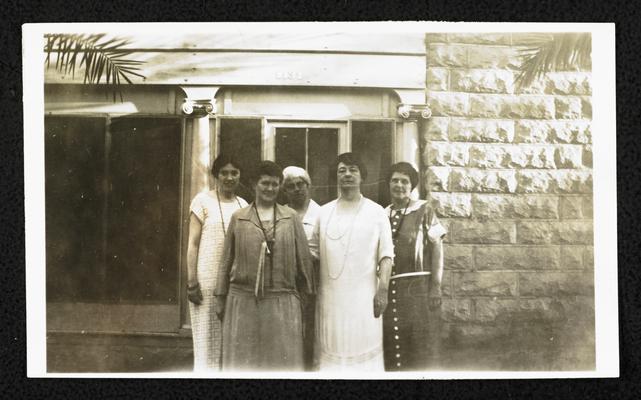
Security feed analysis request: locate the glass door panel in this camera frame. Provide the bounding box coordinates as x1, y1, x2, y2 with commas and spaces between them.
274, 125, 340, 205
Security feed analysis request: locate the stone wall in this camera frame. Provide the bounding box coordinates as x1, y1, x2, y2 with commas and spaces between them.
423, 33, 594, 370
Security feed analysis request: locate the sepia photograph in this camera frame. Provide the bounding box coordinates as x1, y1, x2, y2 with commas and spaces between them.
23, 22, 618, 378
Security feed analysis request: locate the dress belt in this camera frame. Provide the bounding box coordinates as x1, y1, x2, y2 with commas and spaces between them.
390, 271, 431, 280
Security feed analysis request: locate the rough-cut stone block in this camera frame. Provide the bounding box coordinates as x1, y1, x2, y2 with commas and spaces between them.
582, 195, 593, 218
467, 46, 521, 69
554, 170, 593, 193
427, 67, 449, 91
444, 245, 474, 270
450, 168, 517, 193
584, 247, 594, 269
426, 142, 469, 167
449, 118, 514, 143
428, 44, 467, 68
575, 125, 592, 144
561, 246, 585, 269
515, 120, 591, 144
426, 166, 450, 192
454, 272, 518, 297
451, 69, 514, 94
519, 272, 594, 296
517, 170, 593, 194
555, 145, 583, 168
447, 33, 512, 45
545, 72, 592, 95
476, 246, 560, 270
514, 120, 552, 143
581, 97, 592, 119
427, 92, 469, 117
469, 95, 555, 119
555, 96, 583, 119
473, 194, 559, 219
552, 120, 591, 143
526, 146, 557, 169
559, 196, 583, 219
504, 96, 556, 119
423, 117, 449, 141
474, 299, 519, 322
583, 144, 593, 168
441, 299, 473, 322
517, 76, 547, 95
429, 192, 472, 217
451, 221, 516, 244
468, 144, 506, 168
516, 170, 554, 193
517, 221, 594, 244
517, 298, 567, 322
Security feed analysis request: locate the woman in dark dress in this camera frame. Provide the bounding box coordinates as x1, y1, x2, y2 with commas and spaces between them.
383, 162, 446, 371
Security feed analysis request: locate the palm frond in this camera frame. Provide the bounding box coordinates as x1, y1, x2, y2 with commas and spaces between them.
44, 33, 147, 102
515, 33, 591, 91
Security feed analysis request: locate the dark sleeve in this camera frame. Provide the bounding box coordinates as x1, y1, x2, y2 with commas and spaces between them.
293, 213, 315, 295
214, 213, 237, 296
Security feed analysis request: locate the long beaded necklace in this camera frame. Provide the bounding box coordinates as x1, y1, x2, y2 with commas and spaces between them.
325, 195, 364, 280
253, 202, 277, 256
216, 188, 242, 235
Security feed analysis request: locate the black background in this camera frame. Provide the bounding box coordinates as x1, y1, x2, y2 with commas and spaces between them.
2, 0, 640, 398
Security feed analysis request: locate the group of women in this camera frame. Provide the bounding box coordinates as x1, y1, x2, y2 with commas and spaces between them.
187, 153, 445, 372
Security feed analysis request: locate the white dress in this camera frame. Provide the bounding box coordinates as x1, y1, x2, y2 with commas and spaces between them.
189, 191, 247, 371
311, 197, 394, 372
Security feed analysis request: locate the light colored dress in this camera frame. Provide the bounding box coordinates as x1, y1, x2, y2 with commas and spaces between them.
189, 191, 247, 371
310, 196, 394, 372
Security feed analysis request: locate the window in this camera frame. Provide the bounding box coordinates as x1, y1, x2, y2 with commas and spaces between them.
45, 116, 183, 307
275, 126, 339, 205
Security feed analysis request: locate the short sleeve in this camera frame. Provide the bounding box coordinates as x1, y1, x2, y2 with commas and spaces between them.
426, 208, 447, 242
189, 193, 206, 223
376, 206, 395, 263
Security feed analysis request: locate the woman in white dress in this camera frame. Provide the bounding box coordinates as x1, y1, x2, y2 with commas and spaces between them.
311, 153, 394, 372
186, 154, 248, 371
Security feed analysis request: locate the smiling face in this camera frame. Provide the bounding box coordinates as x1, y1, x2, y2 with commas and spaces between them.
216, 163, 240, 195
389, 171, 412, 204
283, 177, 309, 208
254, 175, 281, 204
337, 162, 362, 190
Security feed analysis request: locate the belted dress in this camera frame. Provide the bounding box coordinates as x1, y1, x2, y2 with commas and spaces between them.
383, 200, 446, 371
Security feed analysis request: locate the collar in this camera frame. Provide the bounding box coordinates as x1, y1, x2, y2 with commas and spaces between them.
385, 199, 427, 216
237, 203, 292, 226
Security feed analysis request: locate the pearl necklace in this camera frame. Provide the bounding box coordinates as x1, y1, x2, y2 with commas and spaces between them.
324, 195, 364, 280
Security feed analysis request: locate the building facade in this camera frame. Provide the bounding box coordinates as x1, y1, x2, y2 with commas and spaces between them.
44, 30, 594, 372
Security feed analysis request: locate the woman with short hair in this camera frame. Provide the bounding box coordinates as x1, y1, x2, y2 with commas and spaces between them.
383, 162, 446, 371
215, 161, 315, 371
187, 153, 248, 371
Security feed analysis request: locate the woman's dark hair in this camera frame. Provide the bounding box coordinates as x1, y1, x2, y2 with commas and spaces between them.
211, 153, 242, 177
252, 160, 283, 184
387, 162, 419, 190
333, 152, 368, 180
